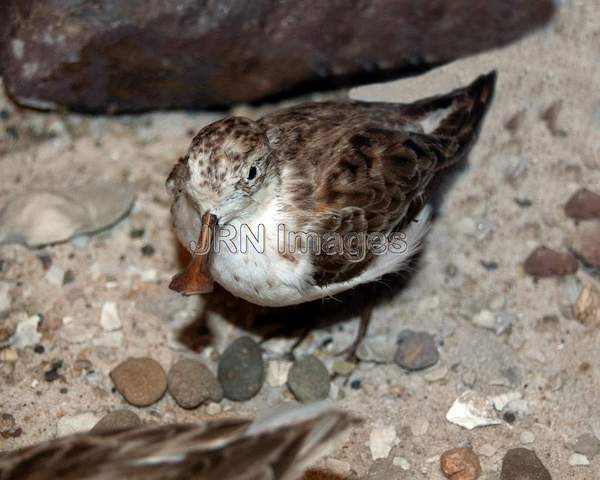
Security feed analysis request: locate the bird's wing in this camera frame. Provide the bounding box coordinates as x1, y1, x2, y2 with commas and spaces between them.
307, 72, 497, 286
0, 403, 355, 480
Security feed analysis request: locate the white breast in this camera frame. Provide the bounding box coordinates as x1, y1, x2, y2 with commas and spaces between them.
209, 198, 315, 307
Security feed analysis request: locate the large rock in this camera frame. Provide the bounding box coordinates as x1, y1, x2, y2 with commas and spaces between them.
1, 0, 554, 112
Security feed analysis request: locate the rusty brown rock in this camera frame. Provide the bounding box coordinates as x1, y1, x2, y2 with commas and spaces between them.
1, 0, 554, 113
440, 448, 481, 480
565, 189, 600, 221
523, 246, 578, 278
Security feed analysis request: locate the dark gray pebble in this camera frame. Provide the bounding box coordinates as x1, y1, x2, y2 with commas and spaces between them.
217, 337, 264, 401
287, 355, 330, 403
394, 330, 439, 371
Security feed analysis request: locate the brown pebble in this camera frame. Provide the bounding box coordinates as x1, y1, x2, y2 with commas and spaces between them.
167, 358, 222, 409
500, 448, 551, 480
565, 189, 600, 220
110, 357, 167, 407
574, 286, 600, 327
440, 448, 481, 480
92, 409, 142, 432
523, 246, 578, 278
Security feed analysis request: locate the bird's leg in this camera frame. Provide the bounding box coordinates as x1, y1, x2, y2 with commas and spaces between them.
170, 211, 216, 295
336, 284, 375, 362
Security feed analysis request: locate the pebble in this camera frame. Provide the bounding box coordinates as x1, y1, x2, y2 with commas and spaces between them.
424, 364, 449, 382
394, 330, 439, 371
167, 358, 222, 409
574, 285, 600, 327
325, 458, 352, 477
473, 309, 496, 330
572, 222, 600, 267
205, 402, 222, 415
92, 410, 142, 432
560, 276, 583, 305
217, 337, 264, 401
0, 181, 135, 247
568, 453, 589, 466
520, 431, 535, 444
393, 456, 410, 470
57, 413, 99, 437
440, 448, 481, 480
110, 357, 167, 407
0, 348, 18, 363
446, 391, 502, 430
287, 355, 330, 403
11, 314, 41, 349
332, 359, 355, 377
356, 334, 396, 363
492, 391, 522, 412
523, 246, 578, 278
100, 301, 122, 331
369, 425, 397, 460
564, 188, 600, 220
574, 433, 600, 458
266, 360, 293, 387
500, 448, 551, 480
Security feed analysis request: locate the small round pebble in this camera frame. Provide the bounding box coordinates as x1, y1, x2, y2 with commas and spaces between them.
394, 330, 439, 371
568, 453, 590, 466
287, 355, 330, 403
520, 430, 535, 445
92, 410, 142, 432
332, 359, 355, 377
110, 357, 167, 407
565, 188, 600, 220
168, 358, 222, 409
440, 448, 481, 480
218, 336, 264, 401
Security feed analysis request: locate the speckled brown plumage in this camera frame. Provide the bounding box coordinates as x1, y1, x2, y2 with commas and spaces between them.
0, 404, 354, 480
258, 72, 496, 285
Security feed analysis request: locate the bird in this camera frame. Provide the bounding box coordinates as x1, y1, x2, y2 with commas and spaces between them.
0, 402, 355, 480
167, 72, 496, 353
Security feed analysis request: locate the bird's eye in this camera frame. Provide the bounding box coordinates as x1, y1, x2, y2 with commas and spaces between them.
247, 166, 258, 181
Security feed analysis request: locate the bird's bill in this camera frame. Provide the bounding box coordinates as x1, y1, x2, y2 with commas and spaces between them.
169, 211, 216, 296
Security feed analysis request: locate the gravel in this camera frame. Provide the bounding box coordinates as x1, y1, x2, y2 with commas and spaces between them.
287, 355, 331, 403
110, 357, 167, 407
217, 337, 264, 401
167, 358, 222, 409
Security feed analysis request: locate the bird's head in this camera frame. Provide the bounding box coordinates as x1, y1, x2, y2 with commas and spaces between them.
167, 117, 276, 228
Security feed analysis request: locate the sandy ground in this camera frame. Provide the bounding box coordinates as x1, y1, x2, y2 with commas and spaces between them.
1, 2, 600, 479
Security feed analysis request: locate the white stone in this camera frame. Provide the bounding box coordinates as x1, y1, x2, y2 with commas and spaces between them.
492, 391, 522, 411
369, 425, 398, 460
568, 453, 590, 466
12, 314, 41, 349
446, 391, 502, 430
100, 301, 122, 331
0, 182, 135, 247
44, 265, 64, 286
205, 402, 222, 415
266, 360, 293, 387
473, 309, 496, 329
57, 413, 99, 437
393, 457, 411, 470
520, 431, 535, 444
